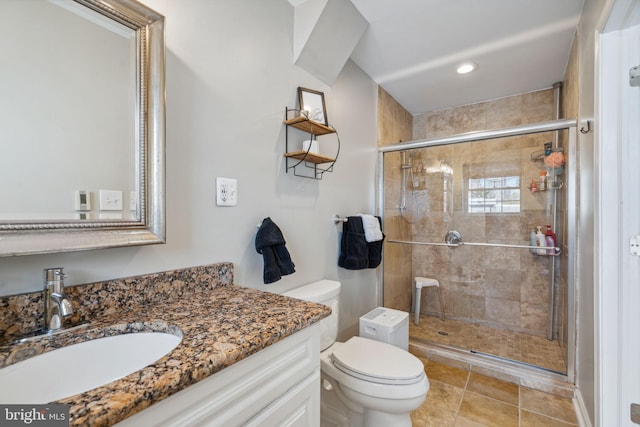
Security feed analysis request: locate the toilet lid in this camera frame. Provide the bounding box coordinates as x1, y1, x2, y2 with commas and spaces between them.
331, 337, 425, 385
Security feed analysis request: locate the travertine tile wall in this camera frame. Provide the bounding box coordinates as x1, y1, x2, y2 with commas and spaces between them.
379, 85, 573, 341
408, 89, 562, 338
378, 88, 414, 312
413, 90, 554, 139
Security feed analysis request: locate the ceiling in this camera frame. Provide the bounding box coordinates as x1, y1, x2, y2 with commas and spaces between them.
347, 0, 585, 114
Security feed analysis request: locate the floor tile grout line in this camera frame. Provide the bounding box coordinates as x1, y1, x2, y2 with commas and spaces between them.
417, 358, 578, 426
448, 363, 471, 426
457, 369, 523, 426
461, 370, 470, 424
463, 389, 520, 409
519, 383, 578, 426
519, 406, 579, 426
518, 385, 522, 427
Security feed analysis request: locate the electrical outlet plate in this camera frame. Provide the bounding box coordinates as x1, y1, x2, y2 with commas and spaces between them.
631, 236, 640, 256
216, 177, 237, 206
630, 65, 640, 87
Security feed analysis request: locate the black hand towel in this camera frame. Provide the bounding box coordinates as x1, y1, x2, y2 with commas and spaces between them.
255, 217, 295, 284
338, 216, 368, 269
338, 216, 384, 270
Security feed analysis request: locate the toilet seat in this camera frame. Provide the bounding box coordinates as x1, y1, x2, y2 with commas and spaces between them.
331, 337, 425, 385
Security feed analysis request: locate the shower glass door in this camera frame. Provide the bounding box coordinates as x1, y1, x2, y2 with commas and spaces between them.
382, 130, 568, 374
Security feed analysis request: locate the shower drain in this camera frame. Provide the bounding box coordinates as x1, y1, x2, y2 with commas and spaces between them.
438, 331, 449, 336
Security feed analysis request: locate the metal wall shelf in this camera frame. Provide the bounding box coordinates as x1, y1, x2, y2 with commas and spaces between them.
283, 116, 335, 136
283, 107, 340, 180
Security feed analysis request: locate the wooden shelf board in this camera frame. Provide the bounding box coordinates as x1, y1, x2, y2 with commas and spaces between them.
283, 116, 334, 135
284, 151, 336, 164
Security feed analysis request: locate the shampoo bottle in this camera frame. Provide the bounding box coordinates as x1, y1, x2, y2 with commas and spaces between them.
545, 225, 557, 255
535, 226, 546, 255
529, 229, 537, 254
539, 170, 547, 191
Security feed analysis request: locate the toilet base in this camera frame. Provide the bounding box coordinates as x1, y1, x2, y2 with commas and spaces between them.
364, 410, 412, 427
319, 370, 422, 427
320, 373, 361, 427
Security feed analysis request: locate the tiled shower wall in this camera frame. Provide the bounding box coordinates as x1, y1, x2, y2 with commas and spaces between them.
411, 90, 559, 338
405, 133, 559, 337
378, 87, 414, 311
380, 88, 569, 339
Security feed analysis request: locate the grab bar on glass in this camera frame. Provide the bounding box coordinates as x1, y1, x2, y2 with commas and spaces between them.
387, 239, 562, 256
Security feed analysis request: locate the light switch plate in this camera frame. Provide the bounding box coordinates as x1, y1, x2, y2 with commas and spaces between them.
99, 190, 123, 211
216, 177, 237, 206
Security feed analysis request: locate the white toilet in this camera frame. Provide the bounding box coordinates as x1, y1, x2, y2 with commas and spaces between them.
284, 280, 429, 427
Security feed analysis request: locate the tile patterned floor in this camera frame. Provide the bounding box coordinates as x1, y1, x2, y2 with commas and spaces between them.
411, 358, 579, 427
410, 314, 567, 373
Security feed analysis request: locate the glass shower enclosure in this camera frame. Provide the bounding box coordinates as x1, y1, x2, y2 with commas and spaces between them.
378, 120, 577, 379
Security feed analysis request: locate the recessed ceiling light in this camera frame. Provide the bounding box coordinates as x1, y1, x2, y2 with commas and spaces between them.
456, 62, 478, 74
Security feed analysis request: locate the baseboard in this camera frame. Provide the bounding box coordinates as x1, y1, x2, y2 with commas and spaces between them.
573, 388, 593, 427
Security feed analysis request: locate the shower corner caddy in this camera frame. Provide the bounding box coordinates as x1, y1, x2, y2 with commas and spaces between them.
528, 149, 565, 192
283, 107, 340, 180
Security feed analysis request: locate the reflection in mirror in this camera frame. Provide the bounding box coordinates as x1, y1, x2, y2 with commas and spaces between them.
0, 0, 165, 256
1, 0, 137, 221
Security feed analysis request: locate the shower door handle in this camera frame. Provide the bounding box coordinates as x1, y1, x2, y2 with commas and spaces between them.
444, 230, 462, 245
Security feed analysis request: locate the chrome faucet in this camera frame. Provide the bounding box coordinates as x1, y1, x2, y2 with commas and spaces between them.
44, 267, 74, 332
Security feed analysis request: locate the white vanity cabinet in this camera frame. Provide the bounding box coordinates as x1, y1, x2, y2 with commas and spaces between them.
115, 324, 320, 427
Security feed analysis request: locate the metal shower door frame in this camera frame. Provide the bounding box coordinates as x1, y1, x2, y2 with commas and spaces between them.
376, 118, 578, 383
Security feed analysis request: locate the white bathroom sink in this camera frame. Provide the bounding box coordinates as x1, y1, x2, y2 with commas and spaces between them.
0, 332, 182, 404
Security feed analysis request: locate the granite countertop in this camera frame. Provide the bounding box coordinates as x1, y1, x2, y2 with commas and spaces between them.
0, 285, 330, 426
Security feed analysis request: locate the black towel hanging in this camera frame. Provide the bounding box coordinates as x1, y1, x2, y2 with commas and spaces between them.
255, 217, 295, 284
338, 216, 384, 270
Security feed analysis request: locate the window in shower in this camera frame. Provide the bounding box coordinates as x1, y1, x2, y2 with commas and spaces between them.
467, 176, 520, 213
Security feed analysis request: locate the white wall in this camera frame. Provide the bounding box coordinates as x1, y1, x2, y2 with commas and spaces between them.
0, 0, 379, 339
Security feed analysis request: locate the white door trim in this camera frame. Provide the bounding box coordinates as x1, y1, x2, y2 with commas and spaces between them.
597, 1, 640, 425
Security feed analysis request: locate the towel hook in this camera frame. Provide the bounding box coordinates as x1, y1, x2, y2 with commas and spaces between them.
580, 120, 591, 134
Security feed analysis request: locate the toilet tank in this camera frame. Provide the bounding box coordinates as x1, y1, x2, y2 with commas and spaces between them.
283, 280, 340, 351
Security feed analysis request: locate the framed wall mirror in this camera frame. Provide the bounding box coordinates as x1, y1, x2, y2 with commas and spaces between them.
0, 0, 165, 256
